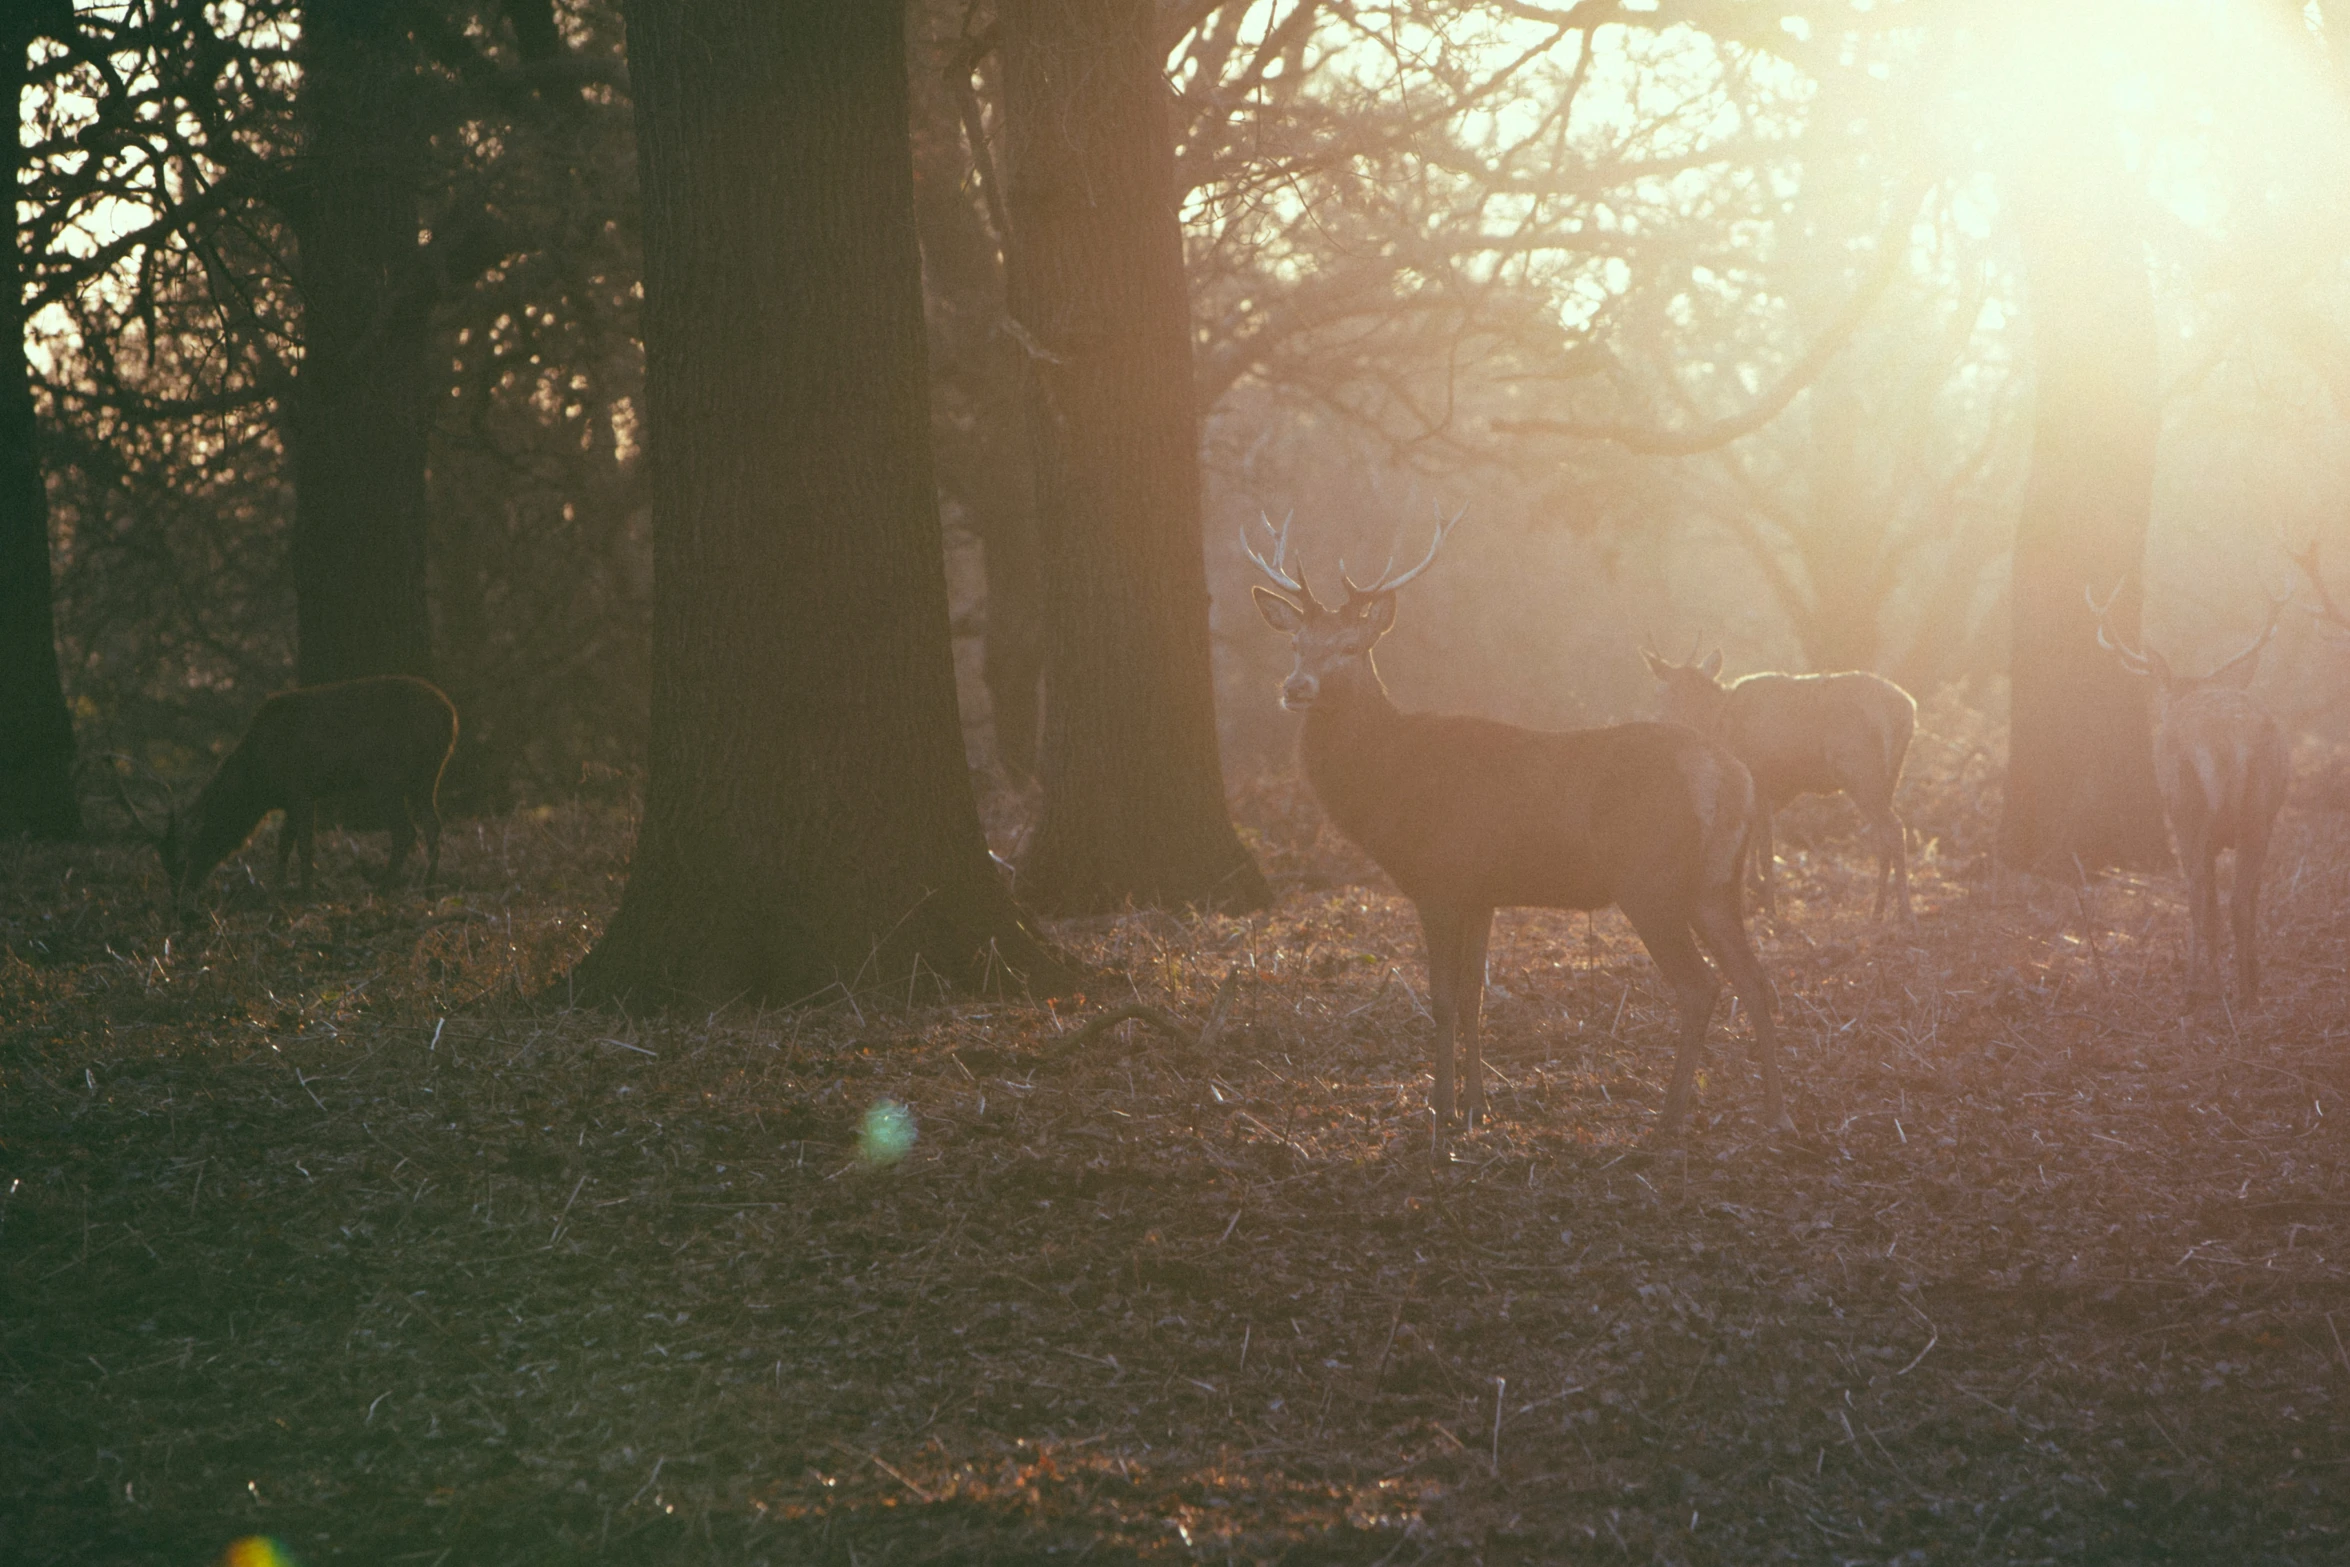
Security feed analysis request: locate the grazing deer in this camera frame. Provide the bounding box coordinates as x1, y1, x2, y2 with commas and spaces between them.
1642, 648, 1917, 921
1247, 512, 1784, 1135
125, 676, 458, 910
2090, 585, 2288, 1006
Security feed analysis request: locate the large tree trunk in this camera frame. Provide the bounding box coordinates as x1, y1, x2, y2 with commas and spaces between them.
996, 0, 1265, 914
569, 0, 1071, 1007
288, 0, 435, 686
1996, 134, 2169, 870
905, 4, 1046, 780
0, 8, 81, 839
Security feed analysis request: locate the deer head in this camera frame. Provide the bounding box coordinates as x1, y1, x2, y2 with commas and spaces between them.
2087, 580, 2282, 697
110, 758, 191, 893
1641, 640, 1732, 730
1247, 505, 1462, 712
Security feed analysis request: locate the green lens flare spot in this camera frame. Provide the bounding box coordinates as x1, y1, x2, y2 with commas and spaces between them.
221, 1540, 301, 1567
858, 1098, 916, 1167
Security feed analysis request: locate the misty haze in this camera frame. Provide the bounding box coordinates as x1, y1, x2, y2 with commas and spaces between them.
8, 2, 2350, 1562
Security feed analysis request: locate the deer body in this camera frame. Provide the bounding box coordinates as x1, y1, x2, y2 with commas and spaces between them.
2093, 590, 2288, 1006
2155, 685, 2288, 1001
1646, 652, 1915, 920
1251, 516, 1782, 1134
162, 676, 457, 905
1303, 703, 1742, 913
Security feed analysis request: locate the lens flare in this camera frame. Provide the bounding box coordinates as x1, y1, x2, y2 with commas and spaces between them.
219, 1539, 299, 1567
857, 1098, 916, 1167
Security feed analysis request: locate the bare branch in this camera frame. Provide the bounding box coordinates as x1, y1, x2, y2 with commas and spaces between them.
1491, 179, 1925, 457
944, 20, 1012, 255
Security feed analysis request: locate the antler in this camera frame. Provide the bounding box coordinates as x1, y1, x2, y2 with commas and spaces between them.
2206, 586, 2289, 686
1340, 501, 1466, 602
2086, 579, 2169, 680
1242, 510, 1317, 606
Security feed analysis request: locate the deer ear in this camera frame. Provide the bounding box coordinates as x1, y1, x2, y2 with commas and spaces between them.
1252, 585, 1306, 633
1360, 594, 1398, 638
1699, 649, 1723, 679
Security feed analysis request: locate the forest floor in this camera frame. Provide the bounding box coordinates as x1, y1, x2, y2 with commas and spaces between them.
8, 723, 2350, 1564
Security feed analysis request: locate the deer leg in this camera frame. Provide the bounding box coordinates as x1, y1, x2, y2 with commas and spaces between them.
1417, 903, 1464, 1126
1867, 800, 1911, 923
418, 788, 444, 893
1458, 907, 1495, 1126
283, 797, 315, 895
1752, 799, 1777, 917
1693, 886, 1787, 1131
2230, 832, 2271, 1007
1891, 805, 1911, 922
374, 783, 419, 889
1622, 902, 1720, 1139
2185, 845, 2221, 1005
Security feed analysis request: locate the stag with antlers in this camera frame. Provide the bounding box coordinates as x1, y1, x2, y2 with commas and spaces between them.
2090, 583, 2288, 1007
1246, 510, 1786, 1136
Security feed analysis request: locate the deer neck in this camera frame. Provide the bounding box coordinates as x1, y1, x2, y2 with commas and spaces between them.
1298, 658, 1398, 796
1688, 688, 1734, 736
189, 752, 273, 869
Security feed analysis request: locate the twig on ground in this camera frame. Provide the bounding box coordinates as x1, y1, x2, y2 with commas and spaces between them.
1053, 964, 1244, 1057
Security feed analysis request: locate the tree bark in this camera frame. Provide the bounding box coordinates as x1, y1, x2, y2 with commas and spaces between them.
569, 0, 1072, 1007
997, 0, 1266, 914
1996, 131, 2170, 870
0, 7, 81, 839
288, 0, 435, 686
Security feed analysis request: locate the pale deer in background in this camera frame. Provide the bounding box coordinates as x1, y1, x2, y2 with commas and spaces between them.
122, 676, 459, 912
2090, 585, 2288, 1007
1247, 512, 1786, 1136
1643, 649, 1917, 921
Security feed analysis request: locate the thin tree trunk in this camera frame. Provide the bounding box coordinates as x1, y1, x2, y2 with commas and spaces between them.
997, 0, 1266, 914
288, 0, 434, 686
569, 0, 1071, 1007
1997, 132, 2169, 870
906, 4, 1046, 780
0, 8, 81, 839
1779, 91, 1890, 675
1794, 349, 1886, 673
1891, 513, 2004, 699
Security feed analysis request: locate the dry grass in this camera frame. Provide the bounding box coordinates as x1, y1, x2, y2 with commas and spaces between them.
7, 731, 2350, 1564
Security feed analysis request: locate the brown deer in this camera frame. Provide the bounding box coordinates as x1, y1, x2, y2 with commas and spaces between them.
126, 676, 459, 910
1642, 648, 1917, 921
1247, 513, 1785, 1135
2090, 585, 2288, 1006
